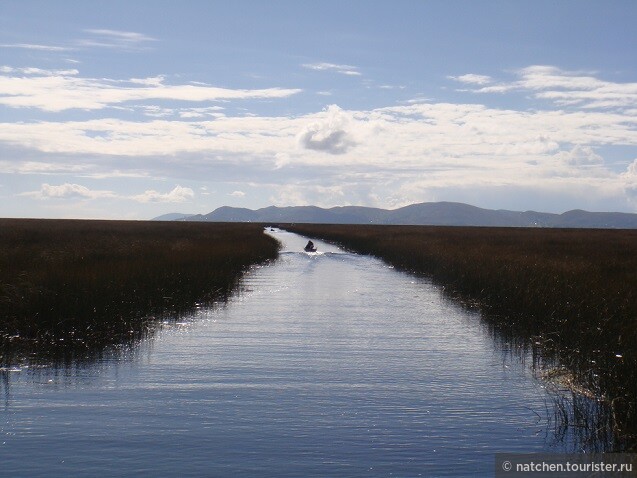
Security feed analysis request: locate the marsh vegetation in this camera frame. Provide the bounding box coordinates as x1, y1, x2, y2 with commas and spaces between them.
283, 223, 637, 449
0, 219, 279, 361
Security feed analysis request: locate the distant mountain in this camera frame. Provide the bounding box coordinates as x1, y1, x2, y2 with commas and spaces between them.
178, 202, 637, 229
151, 213, 195, 221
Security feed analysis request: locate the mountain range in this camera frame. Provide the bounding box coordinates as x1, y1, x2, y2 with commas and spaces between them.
154, 202, 637, 229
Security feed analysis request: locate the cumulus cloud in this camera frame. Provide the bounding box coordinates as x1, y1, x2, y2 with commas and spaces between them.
230, 190, 245, 197
624, 159, 637, 179
302, 62, 362, 76
132, 185, 194, 203
620, 159, 637, 198
553, 145, 604, 168
297, 105, 357, 154
0, 68, 302, 111
22, 183, 115, 200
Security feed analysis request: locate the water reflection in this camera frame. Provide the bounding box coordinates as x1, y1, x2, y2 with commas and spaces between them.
488, 328, 620, 452
0, 312, 219, 402
0, 229, 620, 477
405, 262, 625, 452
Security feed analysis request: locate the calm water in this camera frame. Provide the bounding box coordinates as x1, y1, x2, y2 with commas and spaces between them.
2, 230, 579, 476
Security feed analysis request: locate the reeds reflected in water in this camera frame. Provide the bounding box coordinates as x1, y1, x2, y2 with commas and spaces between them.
283, 223, 637, 450
0, 219, 279, 364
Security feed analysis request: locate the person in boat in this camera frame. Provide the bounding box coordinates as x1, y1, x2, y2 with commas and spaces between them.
304, 240, 316, 252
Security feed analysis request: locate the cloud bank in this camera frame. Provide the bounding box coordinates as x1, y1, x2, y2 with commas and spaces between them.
22, 183, 194, 204
3, 65, 637, 213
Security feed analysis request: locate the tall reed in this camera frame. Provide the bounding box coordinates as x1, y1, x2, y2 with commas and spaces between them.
0, 219, 279, 359
284, 223, 637, 448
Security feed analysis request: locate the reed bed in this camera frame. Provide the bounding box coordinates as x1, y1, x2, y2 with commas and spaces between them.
0, 219, 279, 360
283, 223, 637, 448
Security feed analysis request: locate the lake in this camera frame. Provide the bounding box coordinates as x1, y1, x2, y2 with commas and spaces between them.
1, 229, 591, 476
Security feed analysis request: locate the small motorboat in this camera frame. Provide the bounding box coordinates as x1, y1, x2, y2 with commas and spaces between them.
304, 240, 317, 252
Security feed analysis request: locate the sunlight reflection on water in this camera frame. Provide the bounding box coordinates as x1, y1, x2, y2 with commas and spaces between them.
1, 229, 582, 477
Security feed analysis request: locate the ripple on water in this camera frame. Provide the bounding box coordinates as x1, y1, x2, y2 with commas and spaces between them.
0, 230, 596, 477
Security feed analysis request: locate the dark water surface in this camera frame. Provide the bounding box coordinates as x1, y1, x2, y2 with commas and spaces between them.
1, 230, 580, 476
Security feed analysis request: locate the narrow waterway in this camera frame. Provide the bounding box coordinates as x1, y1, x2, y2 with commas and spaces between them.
1, 230, 580, 476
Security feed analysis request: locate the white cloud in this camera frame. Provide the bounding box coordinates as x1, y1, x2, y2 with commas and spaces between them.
0, 66, 79, 76
553, 145, 604, 167
0, 68, 302, 111
79, 29, 158, 50
0, 160, 91, 175
84, 29, 157, 43
0, 43, 73, 52
378, 84, 405, 90
178, 106, 225, 119
462, 65, 637, 111
620, 159, 637, 199
1, 30, 155, 54
302, 62, 362, 76
3, 65, 637, 212
402, 96, 432, 104
230, 190, 245, 197
135, 104, 226, 119
297, 105, 357, 155
2, 98, 635, 167
624, 159, 637, 179
129, 76, 165, 86
448, 74, 492, 85
22, 183, 115, 200
20, 182, 196, 204
132, 185, 194, 203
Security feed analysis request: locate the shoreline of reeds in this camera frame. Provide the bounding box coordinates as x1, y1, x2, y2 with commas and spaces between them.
0, 219, 279, 362
282, 223, 637, 450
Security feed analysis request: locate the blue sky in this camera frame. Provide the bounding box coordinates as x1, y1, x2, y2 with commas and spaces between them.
1, 0, 637, 218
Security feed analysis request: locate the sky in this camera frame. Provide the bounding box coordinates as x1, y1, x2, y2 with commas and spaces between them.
1, 0, 637, 219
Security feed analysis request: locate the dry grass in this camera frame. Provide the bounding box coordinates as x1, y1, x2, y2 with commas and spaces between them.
0, 219, 279, 358
283, 223, 637, 448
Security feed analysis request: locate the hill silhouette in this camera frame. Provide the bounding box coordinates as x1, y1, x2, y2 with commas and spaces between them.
164, 202, 637, 228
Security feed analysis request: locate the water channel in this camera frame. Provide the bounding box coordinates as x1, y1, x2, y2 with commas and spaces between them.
1, 229, 585, 476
